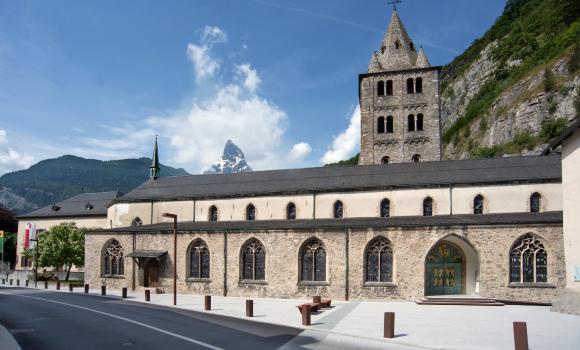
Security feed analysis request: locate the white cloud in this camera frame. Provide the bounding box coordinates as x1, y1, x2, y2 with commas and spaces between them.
0, 129, 35, 174
200, 26, 228, 45
0, 129, 6, 144
321, 106, 360, 164
236, 64, 261, 92
187, 25, 228, 81
288, 142, 312, 161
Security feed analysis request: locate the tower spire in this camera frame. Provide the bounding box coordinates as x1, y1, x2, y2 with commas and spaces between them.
150, 135, 160, 180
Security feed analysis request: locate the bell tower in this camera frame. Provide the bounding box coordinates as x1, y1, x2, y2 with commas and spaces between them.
359, 7, 442, 165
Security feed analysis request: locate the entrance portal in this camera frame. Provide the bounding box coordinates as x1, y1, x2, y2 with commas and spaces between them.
425, 241, 465, 295
144, 259, 161, 288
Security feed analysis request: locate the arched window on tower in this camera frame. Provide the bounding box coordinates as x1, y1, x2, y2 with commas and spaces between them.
300, 238, 326, 282
510, 234, 547, 283
246, 204, 256, 221
474, 194, 484, 215
423, 197, 433, 217
241, 239, 265, 281
409, 41, 415, 51
333, 200, 343, 219
416, 114, 424, 131
412, 154, 421, 163
189, 239, 210, 279
386, 80, 393, 96
380, 199, 390, 218
381, 156, 390, 165
386, 116, 394, 133
415, 77, 423, 93
394, 40, 400, 49
365, 236, 393, 282
377, 81, 385, 96
209, 206, 218, 222
407, 78, 414, 94
287, 202, 296, 220
377, 116, 385, 134
530, 192, 541, 213
407, 114, 415, 131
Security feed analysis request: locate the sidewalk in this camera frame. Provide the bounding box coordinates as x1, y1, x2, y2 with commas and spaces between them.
3, 282, 580, 350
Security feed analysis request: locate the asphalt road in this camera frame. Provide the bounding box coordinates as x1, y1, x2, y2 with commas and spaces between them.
0, 287, 308, 350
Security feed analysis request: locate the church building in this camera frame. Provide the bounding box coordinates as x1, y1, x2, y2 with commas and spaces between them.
81, 9, 573, 305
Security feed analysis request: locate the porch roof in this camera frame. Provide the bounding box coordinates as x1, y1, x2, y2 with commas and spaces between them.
126, 250, 167, 259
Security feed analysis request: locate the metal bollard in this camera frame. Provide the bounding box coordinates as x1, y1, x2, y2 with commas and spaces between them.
56, 282, 61, 290
513, 321, 529, 350
1, 279, 4, 284
204, 295, 211, 311
69, 284, 73, 292
44, 281, 48, 289
122, 287, 127, 299
384, 312, 395, 339
9, 279, 13, 285
301, 304, 311, 326
16, 280, 20, 286
101, 285, 106, 296
246, 299, 254, 317
145, 289, 151, 302
25, 280, 29, 287
84, 284, 89, 294
313, 295, 321, 304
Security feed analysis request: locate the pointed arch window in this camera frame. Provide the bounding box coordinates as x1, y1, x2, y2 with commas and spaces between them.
209, 206, 218, 222
407, 78, 414, 94
380, 199, 391, 217
189, 239, 210, 279
412, 154, 421, 163
333, 200, 343, 219
423, 197, 433, 217
377, 116, 385, 134
103, 239, 124, 276
365, 237, 393, 282
377, 81, 385, 96
415, 77, 423, 93
510, 234, 548, 283
416, 114, 424, 131
131, 217, 142, 227
474, 195, 484, 215
386, 116, 394, 133
287, 202, 296, 220
386, 80, 393, 96
246, 204, 256, 221
300, 238, 326, 282
241, 239, 265, 280
394, 40, 400, 49
408, 115, 415, 131
530, 192, 541, 213
381, 156, 390, 165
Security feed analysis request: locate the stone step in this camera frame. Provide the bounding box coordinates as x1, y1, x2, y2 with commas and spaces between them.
416, 297, 504, 306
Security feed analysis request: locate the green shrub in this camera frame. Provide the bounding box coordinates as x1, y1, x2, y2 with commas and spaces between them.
544, 69, 556, 92
540, 118, 568, 139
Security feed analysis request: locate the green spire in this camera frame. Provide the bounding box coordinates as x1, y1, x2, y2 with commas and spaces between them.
150, 136, 160, 180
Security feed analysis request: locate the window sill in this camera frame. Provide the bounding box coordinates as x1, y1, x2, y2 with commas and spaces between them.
363, 282, 397, 288
508, 282, 556, 289
298, 281, 330, 287
186, 278, 211, 283
100, 275, 125, 279
239, 280, 268, 285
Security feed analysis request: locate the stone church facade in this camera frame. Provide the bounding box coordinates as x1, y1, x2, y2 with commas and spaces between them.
82, 9, 572, 304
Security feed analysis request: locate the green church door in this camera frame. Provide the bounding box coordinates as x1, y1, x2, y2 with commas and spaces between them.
425, 242, 464, 296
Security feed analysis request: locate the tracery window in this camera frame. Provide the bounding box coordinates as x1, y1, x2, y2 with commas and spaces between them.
209, 205, 218, 222
510, 234, 547, 283
103, 239, 124, 276
474, 194, 484, 215
380, 199, 391, 218
377, 116, 385, 134
300, 238, 326, 282
530, 192, 541, 213
377, 81, 385, 96
189, 239, 210, 279
415, 77, 423, 93
407, 78, 414, 94
386, 80, 393, 96
408, 114, 415, 131
287, 202, 296, 220
365, 236, 393, 282
246, 204, 256, 221
241, 239, 265, 280
386, 116, 394, 133
131, 217, 142, 227
333, 200, 343, 219
423, 197, 433, 217
416, 114, 424, 131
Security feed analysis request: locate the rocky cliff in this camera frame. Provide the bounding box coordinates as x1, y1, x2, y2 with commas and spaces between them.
204, 140, 253, 174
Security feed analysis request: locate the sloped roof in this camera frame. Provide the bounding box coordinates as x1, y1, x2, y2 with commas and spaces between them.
542, 118, 580, 155
118, 155, 561, 203
19, 191, 123, 219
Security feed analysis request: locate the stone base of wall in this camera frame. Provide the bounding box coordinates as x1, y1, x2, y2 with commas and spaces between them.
551, 288, 580, 315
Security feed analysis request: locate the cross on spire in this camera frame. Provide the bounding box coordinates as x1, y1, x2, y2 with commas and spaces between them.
388, 0, 402, 10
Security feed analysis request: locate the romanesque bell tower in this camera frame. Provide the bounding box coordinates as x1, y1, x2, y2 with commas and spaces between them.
359, 8, 442, 165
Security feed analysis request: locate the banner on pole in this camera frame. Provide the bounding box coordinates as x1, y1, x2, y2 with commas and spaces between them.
0, 230, 3, 253
24, 223, 36, 250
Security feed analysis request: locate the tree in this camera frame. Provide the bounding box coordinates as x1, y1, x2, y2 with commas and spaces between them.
0, 207, 17, 269
38, 223, 86, 281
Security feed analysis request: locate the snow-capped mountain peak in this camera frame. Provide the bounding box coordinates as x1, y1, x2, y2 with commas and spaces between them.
204, 140, 253, 174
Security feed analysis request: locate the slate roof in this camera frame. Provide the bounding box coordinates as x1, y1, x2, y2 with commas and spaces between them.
118, 155, 561, 203
92, 211, 563, 234
19, 191, 123, 219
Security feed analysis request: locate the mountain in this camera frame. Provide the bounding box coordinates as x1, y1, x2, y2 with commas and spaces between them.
0, 155, 189, 214
440, 0, 580, 159
204, 140, 253, 174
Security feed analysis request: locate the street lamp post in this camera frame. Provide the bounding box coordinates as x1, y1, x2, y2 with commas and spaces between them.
162, 213, 178, 306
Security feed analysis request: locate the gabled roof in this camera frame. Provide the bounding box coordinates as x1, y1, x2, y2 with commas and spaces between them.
19, 191, 123, 219
117, 155, 561, 203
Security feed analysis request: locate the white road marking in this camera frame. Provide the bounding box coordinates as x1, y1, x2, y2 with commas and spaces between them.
0, 291, 223, 350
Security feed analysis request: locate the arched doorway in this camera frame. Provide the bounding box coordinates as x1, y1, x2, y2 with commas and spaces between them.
144, 259, 161, 288
424, 237, 480, 296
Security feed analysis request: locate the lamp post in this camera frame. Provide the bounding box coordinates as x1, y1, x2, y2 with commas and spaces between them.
162, 213, 178, 306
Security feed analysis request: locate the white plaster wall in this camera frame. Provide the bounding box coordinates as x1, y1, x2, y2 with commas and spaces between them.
195, 195, 314, 221
152, 201, 194, 224
443, 235, 479, 295
563, 132, 580, 288
452, 183, 562, 215
109, 202, 152, 228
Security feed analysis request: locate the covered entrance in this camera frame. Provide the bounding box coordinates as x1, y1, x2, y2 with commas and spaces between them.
424, 236, 480, 296
144, 259, 161, 288
127, 250, 167, 288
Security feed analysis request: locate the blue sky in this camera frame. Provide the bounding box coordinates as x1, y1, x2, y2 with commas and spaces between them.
0, 0, 506, 174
